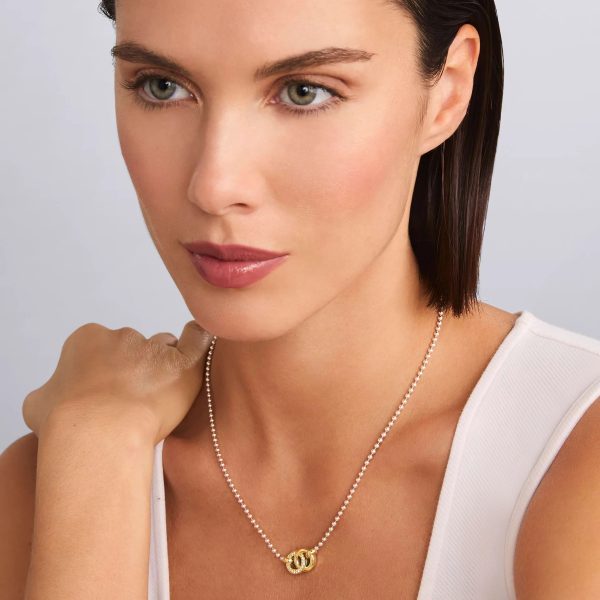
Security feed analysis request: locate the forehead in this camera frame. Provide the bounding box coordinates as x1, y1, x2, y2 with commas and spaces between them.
115, 0, 416, 75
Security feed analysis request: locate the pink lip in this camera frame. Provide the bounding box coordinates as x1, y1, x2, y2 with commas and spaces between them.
182, 241, 288, 261
181, 241, 289, 289
188, 253, 288, 288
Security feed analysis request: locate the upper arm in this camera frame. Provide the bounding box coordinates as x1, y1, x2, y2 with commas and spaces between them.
0, 433, 39, 600
513, 396, 600, 599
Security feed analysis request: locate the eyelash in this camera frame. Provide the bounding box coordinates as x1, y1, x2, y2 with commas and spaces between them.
118, 70, 347, 117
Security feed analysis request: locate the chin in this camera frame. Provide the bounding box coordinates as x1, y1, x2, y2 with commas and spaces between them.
188, 304, 302, 343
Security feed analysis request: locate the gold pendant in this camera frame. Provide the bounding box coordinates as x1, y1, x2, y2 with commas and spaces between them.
285, 548, 317, 574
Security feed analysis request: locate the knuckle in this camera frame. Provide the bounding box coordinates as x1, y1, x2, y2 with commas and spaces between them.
113, 326, 145, 349
23, 388, 36, 402
117, 326, 142, 340
22, 389, 39, 418
76, 322, 105, 334
23, 384, 44, 403
22, 391, 34, 410
67, 322, 105, 343
116, 325, 136, 334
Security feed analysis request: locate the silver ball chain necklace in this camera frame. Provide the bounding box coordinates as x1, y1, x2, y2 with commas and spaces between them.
204, 309, 444, 575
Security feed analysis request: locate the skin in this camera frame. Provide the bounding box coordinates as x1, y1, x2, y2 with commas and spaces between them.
0, 0, 598, 598
111, 0, 599, 597
113, 0, 480, 487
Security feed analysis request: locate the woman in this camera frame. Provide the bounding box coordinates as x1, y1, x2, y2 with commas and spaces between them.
1, 0, 599, 598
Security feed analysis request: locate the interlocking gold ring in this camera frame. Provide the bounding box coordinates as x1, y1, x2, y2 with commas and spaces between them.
285, 548, 317, 574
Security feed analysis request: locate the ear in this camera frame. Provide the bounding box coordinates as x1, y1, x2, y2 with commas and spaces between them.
418, 23, 481, 156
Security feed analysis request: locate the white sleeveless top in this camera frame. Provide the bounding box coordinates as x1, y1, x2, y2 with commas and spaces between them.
147, 309, 600, 599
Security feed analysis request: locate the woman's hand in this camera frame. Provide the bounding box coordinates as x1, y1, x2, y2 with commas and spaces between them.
22, 320, 213, 445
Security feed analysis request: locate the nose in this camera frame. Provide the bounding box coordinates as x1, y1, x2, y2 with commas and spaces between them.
187, 112, 263, 217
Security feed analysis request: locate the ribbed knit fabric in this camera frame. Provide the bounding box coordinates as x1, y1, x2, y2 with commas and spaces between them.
147, 309, 600, 599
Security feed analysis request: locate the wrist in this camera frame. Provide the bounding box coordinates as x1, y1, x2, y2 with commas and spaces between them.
41, 400, 159, 449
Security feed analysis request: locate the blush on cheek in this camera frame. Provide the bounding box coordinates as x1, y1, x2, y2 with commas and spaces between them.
298, 123, 406, 221
300, 76, 420, 216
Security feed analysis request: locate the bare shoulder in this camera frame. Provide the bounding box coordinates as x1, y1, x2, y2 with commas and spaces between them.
472, 301, 521, 331
0, 432, 39, 599
452, 301, 520, 343
514, 396, 600, 599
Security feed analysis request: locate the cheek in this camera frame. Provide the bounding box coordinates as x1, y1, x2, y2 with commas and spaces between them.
277, 110, 417, 254
263, 95, 422, 307
116, 104, 183, 199
115, 102, 191, 247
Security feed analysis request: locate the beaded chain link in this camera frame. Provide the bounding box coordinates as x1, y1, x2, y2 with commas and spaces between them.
204, 309, 445, 574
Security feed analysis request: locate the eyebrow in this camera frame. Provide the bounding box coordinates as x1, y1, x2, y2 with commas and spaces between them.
110, 41, 376, 81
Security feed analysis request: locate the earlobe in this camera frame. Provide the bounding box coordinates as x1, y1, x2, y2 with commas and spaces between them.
418, 24, 481, 156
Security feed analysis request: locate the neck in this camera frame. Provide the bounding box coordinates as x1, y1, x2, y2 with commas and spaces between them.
202, 234, 458, 494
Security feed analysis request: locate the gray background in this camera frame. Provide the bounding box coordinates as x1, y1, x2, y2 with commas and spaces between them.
1, 2, 598, 452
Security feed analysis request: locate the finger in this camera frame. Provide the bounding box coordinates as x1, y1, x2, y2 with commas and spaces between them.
148, 332, 179, 346
176, 320, 213, 363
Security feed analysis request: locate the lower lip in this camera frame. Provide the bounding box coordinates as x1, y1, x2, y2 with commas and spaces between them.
189, 253, 288, 288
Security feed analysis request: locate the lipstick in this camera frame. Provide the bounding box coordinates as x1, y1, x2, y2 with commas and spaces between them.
182, 241, 289, 288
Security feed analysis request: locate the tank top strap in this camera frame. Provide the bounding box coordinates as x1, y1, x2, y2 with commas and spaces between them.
148, 438, 169, 600
417, 310, 600, 599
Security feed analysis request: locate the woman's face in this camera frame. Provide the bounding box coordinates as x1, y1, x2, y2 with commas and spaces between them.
114, 0, 431, 340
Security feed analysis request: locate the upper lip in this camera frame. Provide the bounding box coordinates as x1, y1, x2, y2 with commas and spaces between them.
182, 240, 289, 261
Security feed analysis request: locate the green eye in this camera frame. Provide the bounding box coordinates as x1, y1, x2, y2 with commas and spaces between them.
119, 72, 194, 111
286, 82, 319, 106
146, 77, 180, 101
275, 77, 346, 117
119, 71, 347, 116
